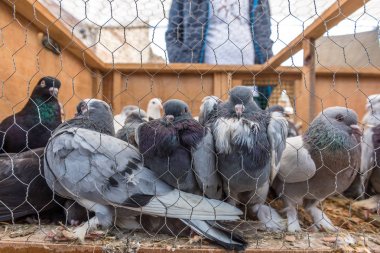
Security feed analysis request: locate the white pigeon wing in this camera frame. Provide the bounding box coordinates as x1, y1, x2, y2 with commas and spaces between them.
277, 136, 317, 183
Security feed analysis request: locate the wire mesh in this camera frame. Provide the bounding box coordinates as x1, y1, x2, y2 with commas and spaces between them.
0, 0, 380, 251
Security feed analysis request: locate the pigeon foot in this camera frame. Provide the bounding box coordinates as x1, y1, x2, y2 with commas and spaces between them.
73, 216, 99, 243
253, 204, 286, 232
307, 205, 338, 232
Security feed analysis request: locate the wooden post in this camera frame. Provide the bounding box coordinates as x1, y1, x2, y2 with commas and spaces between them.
213, 72, 230, 99
102, 70, 124, 114
303, 38, 316, 123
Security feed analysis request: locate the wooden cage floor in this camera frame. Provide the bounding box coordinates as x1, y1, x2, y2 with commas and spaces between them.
0, 197, 379, 252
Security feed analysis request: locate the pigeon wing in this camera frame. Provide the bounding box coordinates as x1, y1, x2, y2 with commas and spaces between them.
277, 135, 317, 183
192, 127, 223, 199
44, 128, 154, 205
267, 111, 289, 183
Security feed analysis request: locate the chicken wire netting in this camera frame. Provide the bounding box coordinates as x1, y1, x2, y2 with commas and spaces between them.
0, 0, 380, 251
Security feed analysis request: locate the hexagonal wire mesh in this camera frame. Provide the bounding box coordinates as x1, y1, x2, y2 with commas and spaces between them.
0, 0, 380, 251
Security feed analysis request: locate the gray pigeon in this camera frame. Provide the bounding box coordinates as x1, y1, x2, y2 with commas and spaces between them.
114, 105, 139, 132
370, 123, 380, 194
352, 124, 380, 210
357, 95, 380, 197
342, 96, 380, 199
136, 99, 223, 199
198, 96, 222, 126
44, 99, 246, 250
268, 105, 299, 137
211, 86, 288, 231
273, 106, 361, 232
116, 109, 147, 147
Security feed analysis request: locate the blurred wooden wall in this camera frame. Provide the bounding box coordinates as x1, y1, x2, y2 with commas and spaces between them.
0, 1, 100, 121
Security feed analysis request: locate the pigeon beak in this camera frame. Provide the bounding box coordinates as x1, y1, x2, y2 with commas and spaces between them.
235, 104, 244, 118
49, 87, 59, 97
165, 115, 174, 123
350, 124, 362, 136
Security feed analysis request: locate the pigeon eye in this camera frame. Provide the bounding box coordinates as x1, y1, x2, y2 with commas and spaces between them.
152, 102, 156, 104
335, 114, 344, 122
40, 80, 46, 88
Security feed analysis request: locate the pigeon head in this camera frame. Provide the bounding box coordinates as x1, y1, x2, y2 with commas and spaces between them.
32, 76, 61, 99
74, 99, 115, 135
148, 98, 163, 108
125, 109, 148, 123
317, 107, 361, 136
268, 105, 285, 114
121, 105, 139, 116
201, 96, 222, 111
163, 99, 191, 123
76, 99, 112, 117
228, 86, 259, 117
147, 98, 163, 120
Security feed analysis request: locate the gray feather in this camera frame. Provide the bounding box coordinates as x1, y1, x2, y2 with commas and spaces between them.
192, 128, 223, 199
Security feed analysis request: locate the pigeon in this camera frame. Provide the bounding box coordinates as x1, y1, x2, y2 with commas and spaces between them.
0, 77, 61, 153
211, 86, 288, 231
113, 98, 162, 132
147, 98, 163, 120
268, 105, 299, 137
61, 98, 115, 136
137, 99, 223, 199
273, 107, 361, 232
198, 96, 222, 126
44, 99, 246, 250
371, 123, 380, 194
0, 148, 88, 224
0, 148, 58, 222
352, 96, 380, 208
113, 105, 139, 132
357, 95, 380, 197
116, 109, 148, 147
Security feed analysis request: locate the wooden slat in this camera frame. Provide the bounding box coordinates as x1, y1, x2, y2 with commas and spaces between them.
0, 241, 332, 253
108, 63, 380, 77
303, 38, 317, 122
260, 0, 369, 72
3, 0, 106, 71
107, 63, 265, 74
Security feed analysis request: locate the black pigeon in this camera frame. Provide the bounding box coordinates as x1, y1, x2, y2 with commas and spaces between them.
116, 109, 148, 147
0, 148, 87, 224
273, 107, 361, 232
211, 86, 288, 231
0, 77, 61, 153
44, 99, 246, 250
136, 99, 223, 199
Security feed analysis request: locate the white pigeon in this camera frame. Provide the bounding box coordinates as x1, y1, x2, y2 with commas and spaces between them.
146, 98, 163, 120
